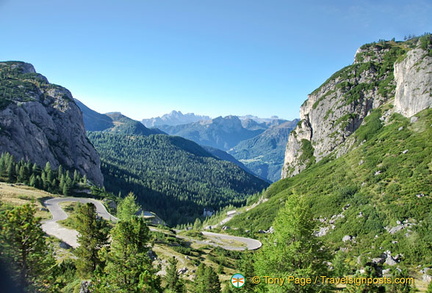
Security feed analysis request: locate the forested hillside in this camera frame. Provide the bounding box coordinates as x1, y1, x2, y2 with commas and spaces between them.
87, 132, 269, 225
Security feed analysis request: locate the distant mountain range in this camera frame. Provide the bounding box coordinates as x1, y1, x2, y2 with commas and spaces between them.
142, 110, 211, 127
78, 103, 298, 181
151, 113, 298, 181
228, 120, 298, 182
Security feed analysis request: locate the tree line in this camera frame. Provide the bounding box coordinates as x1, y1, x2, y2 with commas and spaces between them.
0, 152, 87, 196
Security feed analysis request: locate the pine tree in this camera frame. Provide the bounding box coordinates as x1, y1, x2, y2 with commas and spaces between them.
44, 162, 53, 183
104, 216, 161, 292
194, 263, 221, 293
73, 169, 80, 184
165, 256, 186, 293
6, 156, 15, 182
206, 266, 221, 293
194, 263, 208, 293
0, 204, 54, 291
75, 203, 109, 279
193, 218, 202, 230
17, 163, 28, 183
116, 192, 140, 220
62, 175, 73, 196
236, 250, 255, 292
254, 194, 332, 292
29, 174, 36, 187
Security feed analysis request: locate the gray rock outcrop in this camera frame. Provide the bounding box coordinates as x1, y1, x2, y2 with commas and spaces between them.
282, 39, 432, 178
394, 48, 432, 117
0, 61, 103, 185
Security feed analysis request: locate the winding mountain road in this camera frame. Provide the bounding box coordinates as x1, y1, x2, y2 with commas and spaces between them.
41, 197, 118, 248
41, 197, 261, 250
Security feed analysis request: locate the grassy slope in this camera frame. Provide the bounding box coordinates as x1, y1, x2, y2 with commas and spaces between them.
228, 108, 432, 267
0, 182, 54, 219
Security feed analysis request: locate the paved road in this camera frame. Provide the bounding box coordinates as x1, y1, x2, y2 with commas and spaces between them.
202, 231, 262, 250
41, 197, 118, 248
41, 197, 261, 251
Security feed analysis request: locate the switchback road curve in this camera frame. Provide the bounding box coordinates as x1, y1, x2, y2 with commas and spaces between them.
41, 197, 261, 250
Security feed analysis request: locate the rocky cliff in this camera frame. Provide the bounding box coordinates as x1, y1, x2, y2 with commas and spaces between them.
394, 48, 432, 117
0, 61, 103, 185
282, 35, 432, 178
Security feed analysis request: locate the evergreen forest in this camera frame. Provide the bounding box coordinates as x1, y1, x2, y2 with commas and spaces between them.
87, 132, 269, 225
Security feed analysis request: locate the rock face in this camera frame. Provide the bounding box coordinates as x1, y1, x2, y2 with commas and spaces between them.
0, 61, 103, 185
394, 48, 432, 117
282, 38, 432, 178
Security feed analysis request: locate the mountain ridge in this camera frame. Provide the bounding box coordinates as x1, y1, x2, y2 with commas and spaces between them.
0, 61, 103, 185
142, 110, 211, 127
228, 120, 299, 181
282, 37, 432, 178
157, 115, 297, 181
75, 100, 163, 136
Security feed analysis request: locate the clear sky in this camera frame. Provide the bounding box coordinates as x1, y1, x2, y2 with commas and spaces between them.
0, 0, 431, 120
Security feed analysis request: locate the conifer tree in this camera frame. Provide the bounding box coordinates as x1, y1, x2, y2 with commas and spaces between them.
104, 216, 161, 292
73, 169, 80, 184
194, 263, 208, 293
29, 174, 37, 187
206, 266, 221, 293
44, 161, 52, 177
236, 250, 255, 292
193, 218, 202, 230
57, 165, 63, 179
116, 192, 140, 220
194, 263, 221, 293
254, 194, 332, 292
0, 204, 54, 291
75, 203, 109, 279
6, 157, 15, 182
165, 256, 186, 293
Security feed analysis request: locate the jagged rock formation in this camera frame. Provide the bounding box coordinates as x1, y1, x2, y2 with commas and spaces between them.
0, 61, 103, 185
282, 36, 432, 178
142, 110, 211, 127
158, 115, 266, 150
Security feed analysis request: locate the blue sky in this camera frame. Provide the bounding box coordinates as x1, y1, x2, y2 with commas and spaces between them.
1, 0, 431, 120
